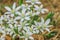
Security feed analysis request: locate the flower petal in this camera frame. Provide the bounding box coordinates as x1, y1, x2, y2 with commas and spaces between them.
14, 16, 20, 20
4, 12, 11, 14
16, 6, 21, 11
20, 19, 24, 22
13, 34, 16, 38
35, 2, 41, 4
26, 1, 31, 3
12, 2, 16, 10
41, 9, 48, 14
36, 30, 39, 33
25, 17, 30, 20
26, 13, 30, 16
29, 36, 34, 40
41, 10, 45, 14
45, 28, 50, 32
25, 38, 28, 40
34, 5, 39, 10
40, 5, 43, 9
36, 12, 40, 15
15, 11, 21, 15
40, 29, 44, 32
5, 6, 11, 11
20, 36, 25, 38
10, 14, 14, 17
41, 17, 44, 23
45, 19, 50, 25
34, 21, 38, 26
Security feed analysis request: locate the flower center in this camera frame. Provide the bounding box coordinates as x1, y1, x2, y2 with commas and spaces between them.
37, 26, 40, 30
30, 28, 33, 32
11, 10, 15, 13
32, 0, 35, 2
25, 34, 29, 38
22, 13, 25, 18
43, 24, 46, 28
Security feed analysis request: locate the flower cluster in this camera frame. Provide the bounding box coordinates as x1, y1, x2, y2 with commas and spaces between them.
0, 0, 52, 40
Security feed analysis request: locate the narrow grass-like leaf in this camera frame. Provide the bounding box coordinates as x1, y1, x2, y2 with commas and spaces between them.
14, 27, 19, 34
46, 12, 54, 20
45, 31, 57, 39
19, 0, 23, 5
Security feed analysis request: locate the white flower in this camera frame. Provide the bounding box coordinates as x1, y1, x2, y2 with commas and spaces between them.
28, 11, 37, 16
7, 18, 18, 24
34, 5, 48, 14
3, 15, 10, 21
19, 9, 30, 22
21, 4, 31, 11
21, 27, 34, 40
5, 28, 13, 35
14, 16, 20, 20
6, 24, 21, 38
10, 14, 14, 17
24, 25, 39, 34
34, 17, 52, 32
30, 25, 39, 34
5, 2, 20, 14
26, 0, 41, 5
12, 24, 21, 38
23, 27, 33, 35
19, 21, 29, 27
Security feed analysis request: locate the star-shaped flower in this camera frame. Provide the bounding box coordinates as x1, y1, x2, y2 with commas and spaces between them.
34, 5, 48, 14
5, 2, 21, 15
34, 17, 52, 33
21, 27, 34, 40
19, 9, 30, 22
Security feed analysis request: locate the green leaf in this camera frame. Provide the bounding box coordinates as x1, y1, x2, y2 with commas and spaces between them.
51, 20, 56, 26
19, 32, 23, 36
19, 0, 23, 5
31, 15, 40, 24
45, 31, 57, 39
46, 12, 56, 25
27, 15, 40, 26
3, 20, 9, 28
14, 27, 19, 34
5, 24, 9, 28
14, 13, 19, 17
46, 12, 54, 20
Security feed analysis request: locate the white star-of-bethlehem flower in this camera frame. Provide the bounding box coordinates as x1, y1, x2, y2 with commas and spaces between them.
21, 27, 34, 40
34, 17, 52, 33
19, 9, 30, 22
34, 5, 48, 14
20, 4, 31, 11
5, 2, 20, 14
6, 24, 21, 38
